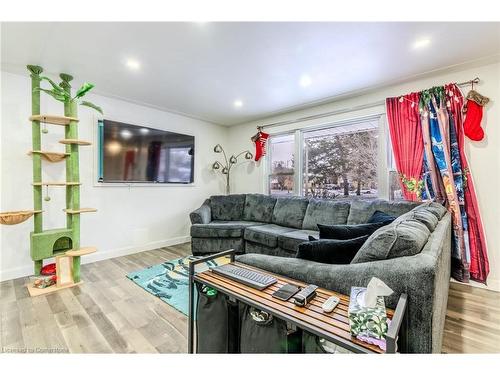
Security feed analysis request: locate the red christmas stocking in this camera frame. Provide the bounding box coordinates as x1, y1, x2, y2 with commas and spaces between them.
253, 131, 269, 161
463, 90, 490, 141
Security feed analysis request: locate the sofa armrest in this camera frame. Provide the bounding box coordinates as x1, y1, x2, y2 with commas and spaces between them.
190, 199, 212, 224
237, 253, 435, 308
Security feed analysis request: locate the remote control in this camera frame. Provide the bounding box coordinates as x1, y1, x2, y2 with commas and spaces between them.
322, 296, 340, 312
293, 284, 318, 307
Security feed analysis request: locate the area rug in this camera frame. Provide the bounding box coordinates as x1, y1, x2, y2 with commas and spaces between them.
126, 255, 223, 316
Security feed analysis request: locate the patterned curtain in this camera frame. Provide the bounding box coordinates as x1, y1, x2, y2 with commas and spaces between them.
444, 84, 489, 282
386, 84, 489, 283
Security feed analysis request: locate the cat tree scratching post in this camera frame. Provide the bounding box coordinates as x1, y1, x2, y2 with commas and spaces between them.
1, 66, 100, 296
29, 65, 44, 276
2, 65, 99, 296
61, 74, 83, 283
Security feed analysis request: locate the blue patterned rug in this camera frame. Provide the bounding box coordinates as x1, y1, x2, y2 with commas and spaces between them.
126, 255, 222, 316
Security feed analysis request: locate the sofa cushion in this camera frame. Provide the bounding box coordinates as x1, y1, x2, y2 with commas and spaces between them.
272, 196, 309, 229
414, 202, 448, 220
297, 236, 369, 264
192, 237, 245, 255
301, 199, 351, 230
210, 194, 246, 221
347, 199, 420, 224
191, 220, 264, 238
243, 194, 277, 223
394, 208, 439, 232
278, 229, 319, 252
351, 219, 430, 263
244, 224, 295, 248
318, 222, 387, 240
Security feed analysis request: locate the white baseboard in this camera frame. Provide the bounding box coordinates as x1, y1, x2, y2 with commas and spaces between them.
0, 236, 191, 282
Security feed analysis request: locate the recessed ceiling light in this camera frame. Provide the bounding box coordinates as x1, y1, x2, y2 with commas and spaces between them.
300, 75, 312, 87
139, 128, 150, 134
125, 59, 141, 70
412, 38, 431, 50
234, 100, 243, 108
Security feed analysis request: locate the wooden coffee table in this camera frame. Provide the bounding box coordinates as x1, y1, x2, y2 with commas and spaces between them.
188, 250, 407, 354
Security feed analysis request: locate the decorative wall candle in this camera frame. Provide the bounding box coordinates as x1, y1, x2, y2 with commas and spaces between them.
212, 144, 253, 194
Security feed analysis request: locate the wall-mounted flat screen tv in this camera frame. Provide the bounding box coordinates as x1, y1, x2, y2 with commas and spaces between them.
99, 120, 195, 183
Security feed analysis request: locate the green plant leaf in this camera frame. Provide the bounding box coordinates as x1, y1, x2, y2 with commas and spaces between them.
27, 65, 43, 75
73, 82, 95, 100
40, 76, 65, 93
80, 100, 103, 114
34, 88, 67, 102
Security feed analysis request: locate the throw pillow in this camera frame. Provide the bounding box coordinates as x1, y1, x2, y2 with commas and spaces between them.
317, 222, 386, 240
368, 210, 397, 224
351, 220, 430, 264
296, 235, 369, 264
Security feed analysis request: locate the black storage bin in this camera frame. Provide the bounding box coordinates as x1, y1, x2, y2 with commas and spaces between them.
302, 331, 328, 353
239, 305, 290, 353
196, 284, 231, 353
302, 331, 349, 353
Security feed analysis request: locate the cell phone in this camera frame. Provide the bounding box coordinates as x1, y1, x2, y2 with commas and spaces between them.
272, 283, 300, 301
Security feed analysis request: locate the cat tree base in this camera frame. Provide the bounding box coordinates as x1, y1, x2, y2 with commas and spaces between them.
27, 281, 83, 297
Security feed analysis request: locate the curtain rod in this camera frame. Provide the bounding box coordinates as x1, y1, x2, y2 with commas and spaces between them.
258, 77, 480, 131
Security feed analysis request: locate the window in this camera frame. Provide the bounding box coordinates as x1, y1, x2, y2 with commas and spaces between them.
268, 134, 295, 196
386, 141, 404, 200
267, 116, 395, 200
303, 120, 378, 200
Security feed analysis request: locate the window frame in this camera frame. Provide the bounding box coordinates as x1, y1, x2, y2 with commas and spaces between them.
266, 113, 391, 199
265, 130, 299, 196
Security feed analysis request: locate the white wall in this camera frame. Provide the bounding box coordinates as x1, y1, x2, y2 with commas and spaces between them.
0, 71, 227, 281
227, 61, 500, 291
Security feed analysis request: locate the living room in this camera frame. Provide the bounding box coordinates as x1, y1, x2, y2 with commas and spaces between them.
1, 0, 499, 371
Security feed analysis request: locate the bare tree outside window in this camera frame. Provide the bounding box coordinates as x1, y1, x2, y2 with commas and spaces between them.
303, 121, 378, 200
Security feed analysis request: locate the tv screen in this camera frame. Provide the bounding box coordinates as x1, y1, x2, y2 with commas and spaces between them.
100, 120, 194, 183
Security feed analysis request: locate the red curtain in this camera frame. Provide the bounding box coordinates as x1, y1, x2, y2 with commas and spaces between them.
386, 93, 424, 201
445, 83, 489, 282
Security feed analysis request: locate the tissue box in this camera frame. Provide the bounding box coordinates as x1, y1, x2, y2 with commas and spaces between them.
348, 286, 389, 340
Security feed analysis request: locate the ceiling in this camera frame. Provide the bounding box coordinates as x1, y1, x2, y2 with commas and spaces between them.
2, 22, 500, 126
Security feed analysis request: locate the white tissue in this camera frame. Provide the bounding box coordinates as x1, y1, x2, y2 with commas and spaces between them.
359, 277, 393, 308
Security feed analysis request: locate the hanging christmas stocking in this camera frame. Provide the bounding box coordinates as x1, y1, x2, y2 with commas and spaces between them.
463, 90, 490, 141
252, 131, 269, 161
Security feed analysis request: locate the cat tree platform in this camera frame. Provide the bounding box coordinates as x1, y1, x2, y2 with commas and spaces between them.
0, 210, 43, 225
63, 208, 98, 214
28, 150, 70, 163
32, 181, 81, 186
29, 114, 79, 125
59, 139, 92, 146
27, 281, 83, 297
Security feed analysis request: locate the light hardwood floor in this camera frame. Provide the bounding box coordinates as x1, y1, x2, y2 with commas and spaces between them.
1, 242, 499, 354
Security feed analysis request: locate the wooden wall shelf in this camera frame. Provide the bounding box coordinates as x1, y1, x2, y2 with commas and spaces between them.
65, 247, 97, 256
28, 150, 70, 163
32, 182, 81, 186
63, 208, 97, 214
59, 139, 92, 146
29, 114, 79, 126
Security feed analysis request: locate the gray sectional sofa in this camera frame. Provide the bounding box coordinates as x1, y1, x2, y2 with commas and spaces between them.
189, 194, 452, 353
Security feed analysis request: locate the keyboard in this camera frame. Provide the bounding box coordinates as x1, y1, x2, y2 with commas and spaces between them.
211, 264, 277, 290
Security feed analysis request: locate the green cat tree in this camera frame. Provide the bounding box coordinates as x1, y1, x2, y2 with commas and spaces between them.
0, 65, 102, 296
